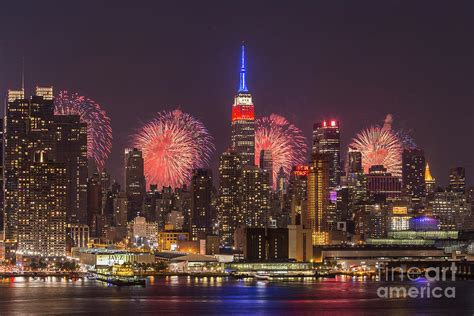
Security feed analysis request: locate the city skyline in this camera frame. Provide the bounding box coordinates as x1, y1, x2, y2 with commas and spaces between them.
0, 1, 473, 187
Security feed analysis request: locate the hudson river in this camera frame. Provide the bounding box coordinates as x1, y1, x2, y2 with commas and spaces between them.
0, 276, 472, 314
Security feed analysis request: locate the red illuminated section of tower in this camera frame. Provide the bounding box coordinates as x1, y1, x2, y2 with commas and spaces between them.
232, 98, 254, 121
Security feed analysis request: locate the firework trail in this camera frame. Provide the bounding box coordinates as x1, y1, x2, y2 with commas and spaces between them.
54, 91, 112, 170
132, 109, 214, 189
350, 114, 403, 176
255, 114, 307, 188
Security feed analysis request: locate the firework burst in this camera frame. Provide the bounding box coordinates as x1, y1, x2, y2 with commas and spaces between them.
132, 109, 214, 189
350, 116, 403, 176
255, 114, 307, 188
54, 90, 112, 170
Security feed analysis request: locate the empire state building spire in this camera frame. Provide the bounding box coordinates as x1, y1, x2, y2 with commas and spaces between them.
238, 43, 248, 93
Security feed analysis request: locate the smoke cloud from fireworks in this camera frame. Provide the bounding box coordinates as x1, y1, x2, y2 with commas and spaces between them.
54, 91, 112, 171
132, 109, 214, 189
255, 114, 307, 188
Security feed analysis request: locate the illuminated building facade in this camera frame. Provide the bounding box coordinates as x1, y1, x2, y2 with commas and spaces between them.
4, 89, 56, 245
190, 168, 213, 240
449, 167, 465, 193
288, 165, 309, 226
231, 44, 255, 167
124, 148, 146, 220
17, 152, 67, 257
217, 149, 242, 245
312, 120, 341, 188
366, 165, 402, 202
432, 190, 470, 230
307, 154, 330, 245
402, 148, 426, 201
425, 163, 436, 195
241, 166, 271, 228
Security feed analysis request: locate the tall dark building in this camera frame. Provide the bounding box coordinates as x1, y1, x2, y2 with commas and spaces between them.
4, 88, 57, 243
449, 167, 465, 193
243, 227, 289, 261
87, 173, 103, 237
231, 44, 255, 167
124, 148, 146, 220
367, 165, 402, 202
259, 149, 273, 189
55, 115, 88, 224
217, 149, 242, 245
347, 147, 363, 174
0, 119, 3, 232
402, 148, 426, 201
190, 169, 213, 240
312, 120, 341, 188
288, 165, 309, 226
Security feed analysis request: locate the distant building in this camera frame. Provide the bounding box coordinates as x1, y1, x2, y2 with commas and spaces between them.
432, 190, 470, 230
243, 227, 289, 261
449, 167, 465, 193
425, 163, 436, 195
259, 149, 273, 189
402, 149, 425, 201
241, 166, 271, 228
217, 150, 242, 246
312, 120, 341, 188
367, 165, 402, 202
307, 154, 331, 245
230, 44, 255, 167
124, 148, 146, 220
190, 169, 213, 240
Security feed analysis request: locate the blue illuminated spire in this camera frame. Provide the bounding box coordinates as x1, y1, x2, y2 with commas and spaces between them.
238, 43, 248, 93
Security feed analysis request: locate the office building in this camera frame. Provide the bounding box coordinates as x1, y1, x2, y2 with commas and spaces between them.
124, 148, 146, 220
190, 169, 213, 240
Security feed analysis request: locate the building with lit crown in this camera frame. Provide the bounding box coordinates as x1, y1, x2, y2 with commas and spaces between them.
231, 44, 255, 167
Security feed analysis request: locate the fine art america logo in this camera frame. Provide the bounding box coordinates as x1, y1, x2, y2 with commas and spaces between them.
376, 262, 457, 299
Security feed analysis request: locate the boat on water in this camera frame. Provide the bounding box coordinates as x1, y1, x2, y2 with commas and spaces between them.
92, 265, 146, 286
254, 274, 272, 281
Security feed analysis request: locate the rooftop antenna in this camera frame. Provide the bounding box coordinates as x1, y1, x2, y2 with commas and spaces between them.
21, 57, 25, 92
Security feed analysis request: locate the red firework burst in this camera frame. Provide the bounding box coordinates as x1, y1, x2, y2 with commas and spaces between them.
255, 114, 307, 188
350, 126, 402, 176
133, 110, 214, 189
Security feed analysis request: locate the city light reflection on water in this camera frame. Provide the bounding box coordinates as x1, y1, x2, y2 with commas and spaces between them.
0, 276, 471, 314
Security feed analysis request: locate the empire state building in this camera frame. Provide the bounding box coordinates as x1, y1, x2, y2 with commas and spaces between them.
231, 44, 255, 167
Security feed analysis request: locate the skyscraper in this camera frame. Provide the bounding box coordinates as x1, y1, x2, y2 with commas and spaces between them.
0, 119, 4, 232
425, 163, 436, 195
307, 154, 330, 245
55, 115, 88, 224
4, 89, 56, 244
17, 151, 67, 257
217, 149, 242, 245
124, 148, 146, 220
347, 147, 362, 174
190, 169, 213, 240
402, 148, 426, 201
312, 120, 341, 188
259, 149, 273, 189
241, 166, 271, 228
449, 167, 465, 193
231, 44, 255, 167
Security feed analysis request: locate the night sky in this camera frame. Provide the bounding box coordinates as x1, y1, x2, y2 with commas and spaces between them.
0, 1, 472, 187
